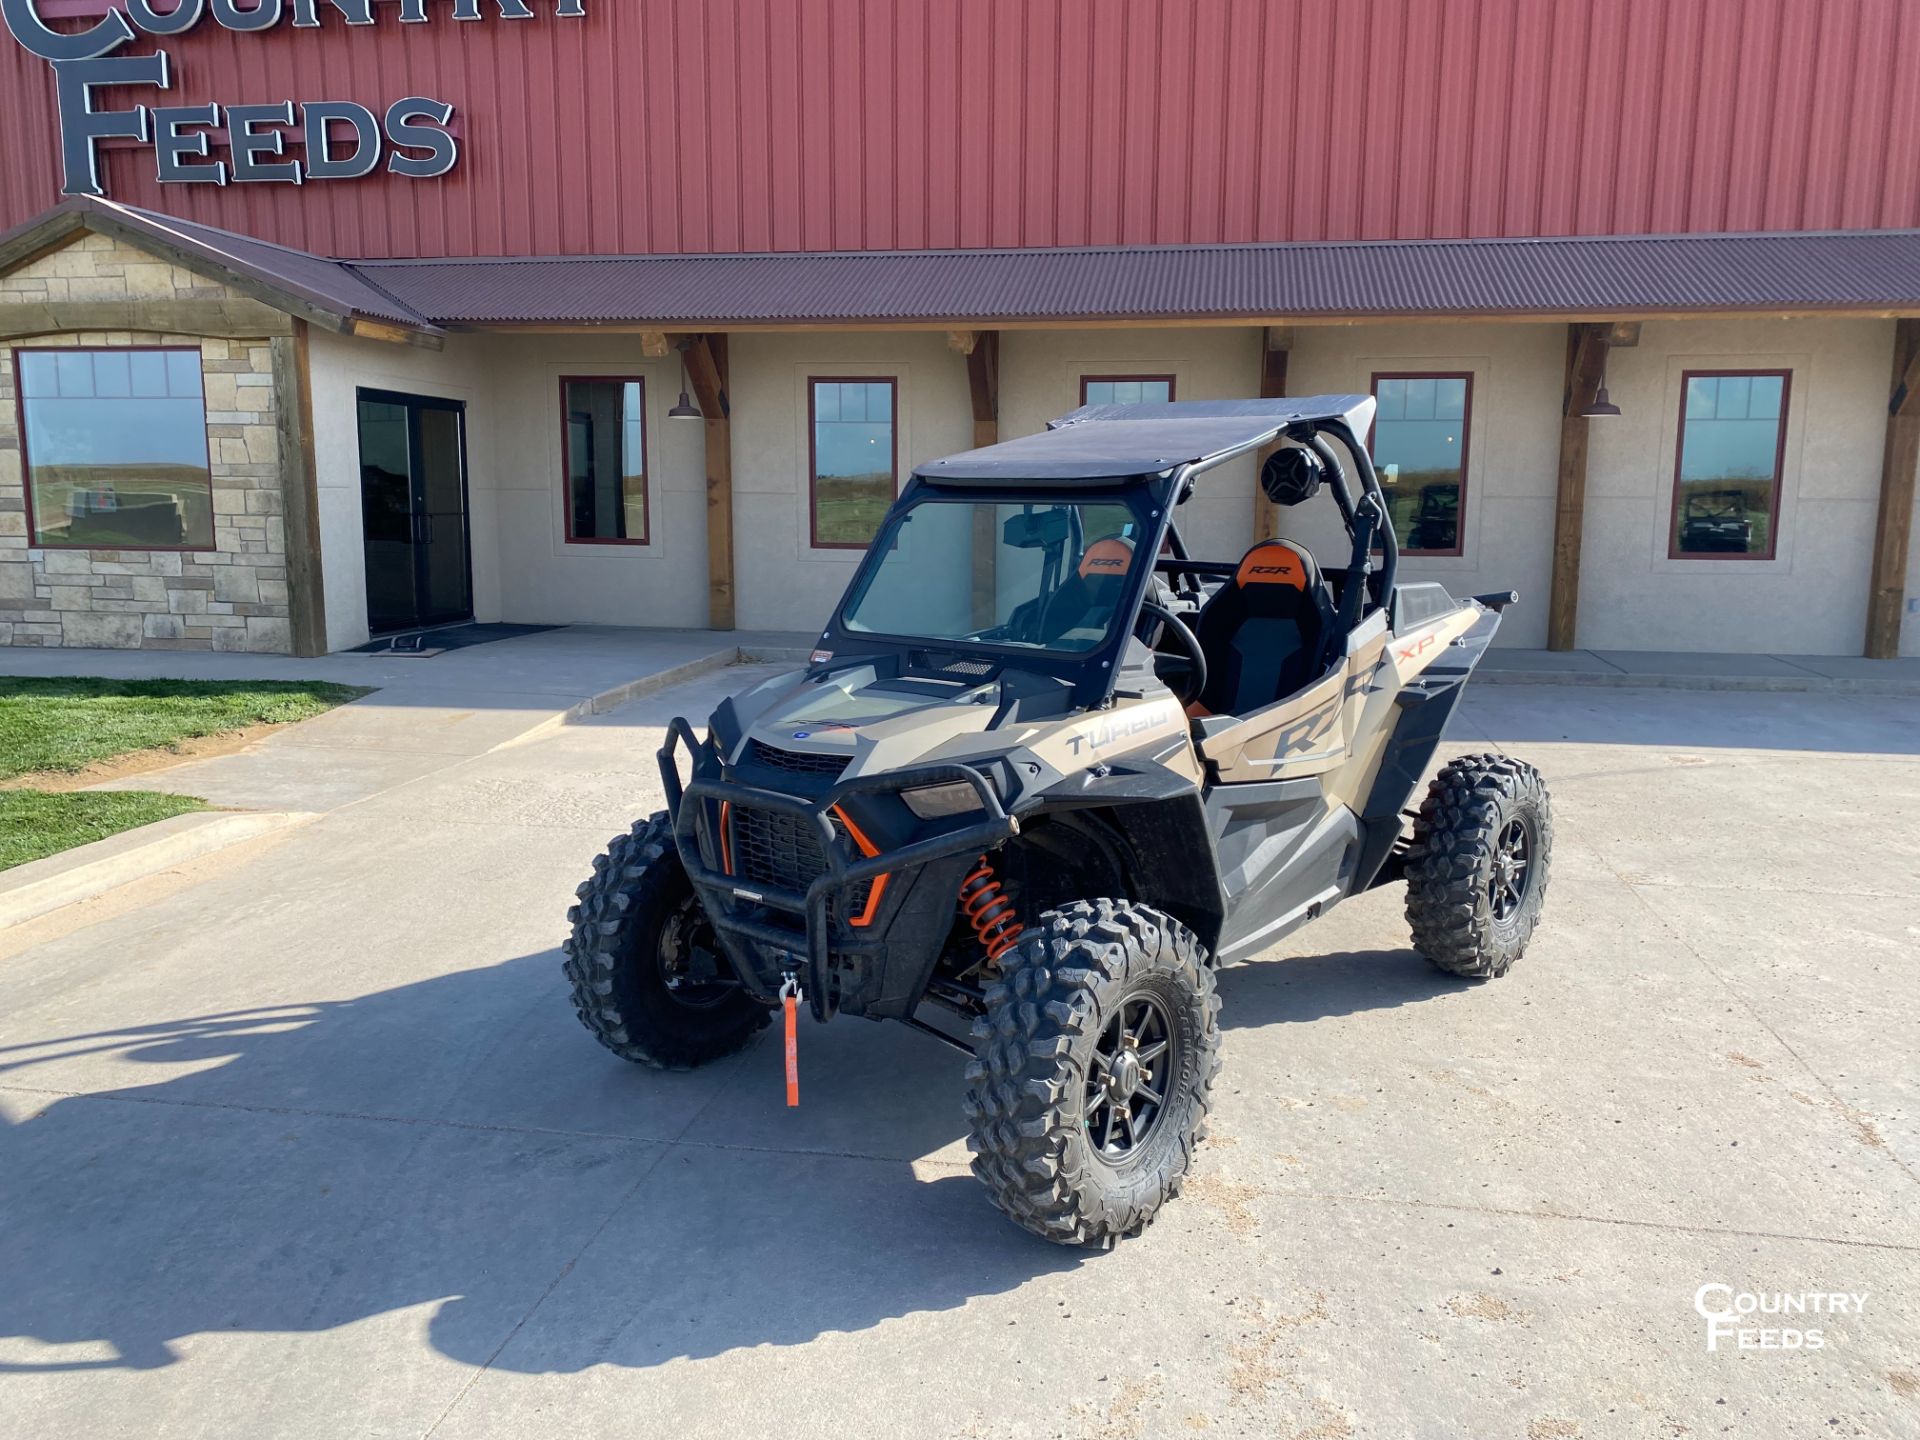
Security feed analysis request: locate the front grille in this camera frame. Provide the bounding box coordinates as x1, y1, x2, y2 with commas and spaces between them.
729, 805, 875, 921
749, 741, 850, 778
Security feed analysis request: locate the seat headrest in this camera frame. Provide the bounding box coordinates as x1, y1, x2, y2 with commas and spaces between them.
1078, 537, 1134, 579
1234, 539, 1316, 590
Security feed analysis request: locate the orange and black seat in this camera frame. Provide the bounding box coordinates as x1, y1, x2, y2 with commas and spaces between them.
1192, 539, 1336, 715
1036, 536, 1135, 643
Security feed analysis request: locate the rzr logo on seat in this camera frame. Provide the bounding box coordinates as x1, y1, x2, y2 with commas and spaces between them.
1249, 565, 1295, 576
1086, 556, 1125, 569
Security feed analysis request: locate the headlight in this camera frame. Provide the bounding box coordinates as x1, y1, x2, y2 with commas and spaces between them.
901, 780, 987, 819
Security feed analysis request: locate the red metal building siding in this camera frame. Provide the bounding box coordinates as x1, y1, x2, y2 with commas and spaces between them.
4, 0, 1919, 259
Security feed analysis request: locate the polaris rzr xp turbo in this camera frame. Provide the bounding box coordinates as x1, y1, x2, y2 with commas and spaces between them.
564, 396, 1552, 1246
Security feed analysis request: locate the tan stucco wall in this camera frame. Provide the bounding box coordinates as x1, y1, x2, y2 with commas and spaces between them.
0, 234, 292, 652
1580, 316, 1891, 655
729, 330, 974, 636
305, 315, 1915, 658
309, 326, 499, 651
474, 334, 710, 632
1284, 321, 1566, 649
998, 326, 1267, 563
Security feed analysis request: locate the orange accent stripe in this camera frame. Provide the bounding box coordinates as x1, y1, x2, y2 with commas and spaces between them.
718, 800, 733, 874
830, 803, 891, 927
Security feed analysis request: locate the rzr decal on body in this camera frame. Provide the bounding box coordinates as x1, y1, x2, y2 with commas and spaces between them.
1273, 695, 1341, 756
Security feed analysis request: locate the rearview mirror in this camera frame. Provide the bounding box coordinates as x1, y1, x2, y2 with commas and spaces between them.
1002, 508, 1071, 549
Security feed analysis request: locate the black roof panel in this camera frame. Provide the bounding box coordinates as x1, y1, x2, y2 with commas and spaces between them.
913, 396, 1375, 483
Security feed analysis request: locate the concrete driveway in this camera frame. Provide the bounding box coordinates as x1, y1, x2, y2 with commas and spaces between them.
0, 670, 1915, 1439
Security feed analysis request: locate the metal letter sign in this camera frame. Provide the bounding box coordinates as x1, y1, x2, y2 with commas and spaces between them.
0, 0, 586, 196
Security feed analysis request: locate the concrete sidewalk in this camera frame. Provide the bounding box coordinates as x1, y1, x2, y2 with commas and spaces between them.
4, 624, 1913, 696
0, 628, 810, 924
1478, 646, 1920, 694
0, 627, 812, 816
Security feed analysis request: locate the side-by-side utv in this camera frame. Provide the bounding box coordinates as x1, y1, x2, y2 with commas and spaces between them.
564, 396, 1552, 1246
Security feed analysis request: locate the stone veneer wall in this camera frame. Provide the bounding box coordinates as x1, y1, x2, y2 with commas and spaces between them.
0, 233, 292, 652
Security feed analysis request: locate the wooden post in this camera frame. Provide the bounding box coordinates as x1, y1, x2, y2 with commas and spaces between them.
1547, 325, 1609, 652
1252, 326, 1292, 541
964, 332, 1000, 625
271, 320, 329, 657
1866, 317, 1920, 658
681, 334, 734, 631
1546, 321, 1639, 651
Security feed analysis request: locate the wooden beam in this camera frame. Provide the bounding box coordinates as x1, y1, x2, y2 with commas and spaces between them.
0, 298, 294, 341
1546, 323, 1615, 651
965, 332, 1001, 626
677, 335, 735, 630
272, 322, 330, 658
965, 330, 999, 447
1252, 326, 1292, 541
350, 317, 445, 350
1866, 317, 1920, 658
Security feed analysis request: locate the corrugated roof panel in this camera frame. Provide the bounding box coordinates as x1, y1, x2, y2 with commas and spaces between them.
341, 230, 1920, 326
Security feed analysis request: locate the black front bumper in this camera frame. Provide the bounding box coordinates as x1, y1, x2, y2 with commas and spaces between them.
658, 718, 1018, 1021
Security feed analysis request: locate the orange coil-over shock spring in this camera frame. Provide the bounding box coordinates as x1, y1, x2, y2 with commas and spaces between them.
959, 854, 1024, 963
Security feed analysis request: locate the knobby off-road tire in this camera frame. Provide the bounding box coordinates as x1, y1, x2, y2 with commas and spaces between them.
564, 811, 769, 1069
964, 900, 1222, 1247
1405, 753, 1553, 979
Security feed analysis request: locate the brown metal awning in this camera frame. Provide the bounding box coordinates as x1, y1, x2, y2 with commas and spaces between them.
8, 198, 1920, 333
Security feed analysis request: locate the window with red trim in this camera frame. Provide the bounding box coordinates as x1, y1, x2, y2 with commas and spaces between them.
809, 377, 896, 549
1370, 372, 1471, 557
1670, 371, 1789, 560
561, 377, 648, 545
1080, 375, 1175, 406
15, 346, 214, 550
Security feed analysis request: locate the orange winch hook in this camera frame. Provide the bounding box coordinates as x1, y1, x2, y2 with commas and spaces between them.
959, 854, 1024, 963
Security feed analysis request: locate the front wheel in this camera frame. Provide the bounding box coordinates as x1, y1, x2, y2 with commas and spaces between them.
1405, 754, 1553, 979
564, 812, 770, 1069
964, 900, 1221, 1247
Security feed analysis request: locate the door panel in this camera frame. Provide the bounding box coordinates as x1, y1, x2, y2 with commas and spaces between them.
357, 390, 471, 635
358, 399, 417, 636
417, 406, 471, 625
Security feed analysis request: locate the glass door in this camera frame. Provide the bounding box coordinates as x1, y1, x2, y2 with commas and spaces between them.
357, 390, 472, 635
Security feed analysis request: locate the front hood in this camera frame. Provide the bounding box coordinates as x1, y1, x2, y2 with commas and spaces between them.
724, 664, 1025, 780
714, 662, 1192, 794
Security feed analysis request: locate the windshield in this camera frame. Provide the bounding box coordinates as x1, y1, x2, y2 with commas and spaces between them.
840, 496, 1150, 653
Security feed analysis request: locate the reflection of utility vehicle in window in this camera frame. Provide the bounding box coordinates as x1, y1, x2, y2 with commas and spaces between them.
1678, 488, 1756, 554
1405, 482, 1461, 552
564, 397, 1552, 1246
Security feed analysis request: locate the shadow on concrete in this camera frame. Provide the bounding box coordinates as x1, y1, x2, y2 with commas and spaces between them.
0, 951, 1082, 1376
1214, 945, 1471, 1029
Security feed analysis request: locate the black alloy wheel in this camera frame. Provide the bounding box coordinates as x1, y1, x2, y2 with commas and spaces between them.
1488, 816, 1532, 923
1085, 994, 1178, 1162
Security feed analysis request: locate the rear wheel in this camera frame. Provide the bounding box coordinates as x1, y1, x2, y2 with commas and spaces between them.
964, 900, 1221, 1247
564, 812, 770, 1069
1405, 754, 1553, 979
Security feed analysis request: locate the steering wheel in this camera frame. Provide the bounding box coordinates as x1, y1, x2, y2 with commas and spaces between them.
1137, 599, 1207, 708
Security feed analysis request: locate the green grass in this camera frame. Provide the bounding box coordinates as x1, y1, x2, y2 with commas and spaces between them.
0, 790, 209, 871
0, 677, 371, 781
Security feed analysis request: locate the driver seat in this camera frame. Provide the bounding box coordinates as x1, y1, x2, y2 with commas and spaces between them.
1192, 539, 1336, 716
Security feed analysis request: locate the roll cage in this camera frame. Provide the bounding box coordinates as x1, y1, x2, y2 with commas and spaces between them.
814, 395, 1399, 710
